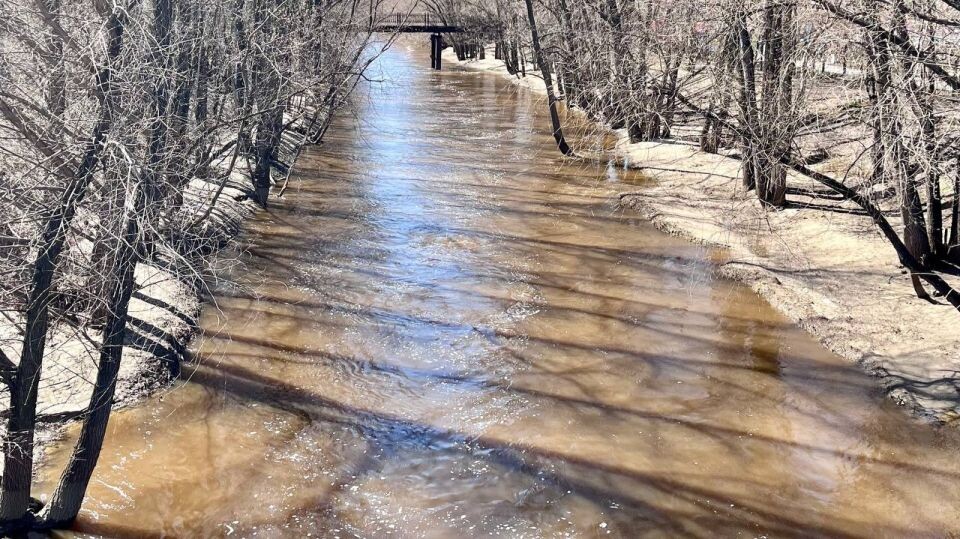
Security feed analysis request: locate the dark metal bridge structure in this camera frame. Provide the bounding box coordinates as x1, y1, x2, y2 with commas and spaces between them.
372, 13, 492, 71
373, 13, 464, 34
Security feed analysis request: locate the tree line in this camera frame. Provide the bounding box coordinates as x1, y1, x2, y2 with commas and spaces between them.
442, 0, 960, 309
0, 0, 389, 532
4, 0, 960, 531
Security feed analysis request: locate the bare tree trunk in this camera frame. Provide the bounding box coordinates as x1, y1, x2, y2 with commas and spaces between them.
659, 60, 681, 138
886, 108, 932, 297
890, 1, 932, 296
897, 155, 934, 299
756, 0, 793, 208
523, 0, 573, 156
864, 30, 885, 186
0, 10, 124, 530
37, 0, 66, 117
554, 0, 583, 107
949, 162, 960, 252
913, 72, 943, 257
702, 30, 737, 154
252, 107, 284, 207
233, 0, 252, 155
735, 13, 758, 191
40, 181, 146, 528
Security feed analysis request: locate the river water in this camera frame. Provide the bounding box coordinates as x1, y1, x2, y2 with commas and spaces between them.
39, 41, 960, 538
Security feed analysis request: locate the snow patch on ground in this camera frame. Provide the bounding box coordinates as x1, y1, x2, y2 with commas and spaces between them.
0, 160, 261, 468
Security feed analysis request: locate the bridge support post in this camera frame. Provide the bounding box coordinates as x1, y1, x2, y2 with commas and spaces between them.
430, 33, 442, 70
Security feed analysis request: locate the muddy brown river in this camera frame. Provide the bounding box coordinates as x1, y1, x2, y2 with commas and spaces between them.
39, 41, 960, 538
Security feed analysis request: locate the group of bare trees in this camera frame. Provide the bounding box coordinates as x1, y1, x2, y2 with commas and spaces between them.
0, 0, 384, 532
4, 0, 960, 531
458, 0, 960, 309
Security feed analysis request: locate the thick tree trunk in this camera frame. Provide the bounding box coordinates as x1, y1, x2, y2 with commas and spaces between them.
888, 2, 932, 296
756, 0, 793, 208
893, 138, 932, 266
735, 14, 758, 191
252, 107, 284, 207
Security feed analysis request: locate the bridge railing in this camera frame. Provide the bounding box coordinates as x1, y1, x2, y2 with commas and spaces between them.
369, 12, 497, 33
378, 12, 441, 28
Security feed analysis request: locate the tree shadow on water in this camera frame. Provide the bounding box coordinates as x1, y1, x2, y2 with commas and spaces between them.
71, 356, 912, 539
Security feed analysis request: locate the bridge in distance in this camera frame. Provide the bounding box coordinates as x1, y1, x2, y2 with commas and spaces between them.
373, 13, 497, 70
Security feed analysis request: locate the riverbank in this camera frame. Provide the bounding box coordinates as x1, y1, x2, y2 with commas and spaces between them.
0, 122, 324, 464
0, 174, 259, 461
445, 48, 960, 424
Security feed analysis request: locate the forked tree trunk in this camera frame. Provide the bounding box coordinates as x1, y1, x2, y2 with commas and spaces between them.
40, 4, 169, 514
914, 76, 943, 258
885, 108, 932, 298
252, 106, 284, 207
89, 0, 173, 321
0, 11, 124, 530
887, 2, 932, 296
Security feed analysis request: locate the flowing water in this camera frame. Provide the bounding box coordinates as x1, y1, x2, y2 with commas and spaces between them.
39, 41, 960, 538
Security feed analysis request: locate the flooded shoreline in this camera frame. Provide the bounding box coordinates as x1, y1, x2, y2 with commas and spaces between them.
445, 46, 960, 425
39, 40, 960, 537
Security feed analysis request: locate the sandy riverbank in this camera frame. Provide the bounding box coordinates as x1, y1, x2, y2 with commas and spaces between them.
445, 47, 960, 424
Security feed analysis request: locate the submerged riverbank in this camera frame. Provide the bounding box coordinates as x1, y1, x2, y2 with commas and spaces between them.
446, 48, 960, 424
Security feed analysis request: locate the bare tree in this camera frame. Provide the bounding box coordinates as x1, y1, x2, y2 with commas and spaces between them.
523, 0, 573, 155
0, 0, 389, 532
457, 0, 960, 306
